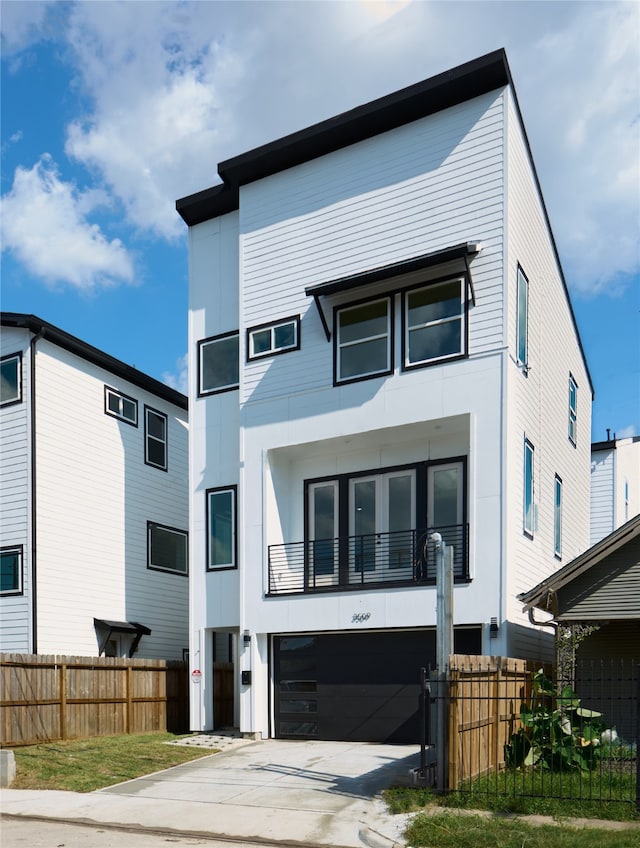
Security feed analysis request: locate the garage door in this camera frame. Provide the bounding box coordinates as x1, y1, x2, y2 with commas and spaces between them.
273, 628, 480, 743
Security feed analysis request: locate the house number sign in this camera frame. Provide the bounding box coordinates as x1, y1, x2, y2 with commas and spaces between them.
352, 612, 371, 623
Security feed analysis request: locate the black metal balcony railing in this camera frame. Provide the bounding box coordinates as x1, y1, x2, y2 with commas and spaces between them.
267, 524, 469, 596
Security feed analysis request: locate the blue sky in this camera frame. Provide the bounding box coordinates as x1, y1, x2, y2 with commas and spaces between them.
1, 0, 638, 440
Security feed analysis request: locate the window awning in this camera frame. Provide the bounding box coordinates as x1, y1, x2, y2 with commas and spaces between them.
94, 618, 152, 658
305, 242, 481, 341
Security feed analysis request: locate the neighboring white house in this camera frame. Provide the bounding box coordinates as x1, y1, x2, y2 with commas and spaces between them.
590, 434, 640, 546
176, 49, 593, 742
0, 313, 189, 660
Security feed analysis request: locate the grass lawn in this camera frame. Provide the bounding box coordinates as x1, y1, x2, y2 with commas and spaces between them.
10, 732, 214, 792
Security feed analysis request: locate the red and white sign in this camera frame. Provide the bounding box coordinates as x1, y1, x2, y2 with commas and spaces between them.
191, 669, 202, 683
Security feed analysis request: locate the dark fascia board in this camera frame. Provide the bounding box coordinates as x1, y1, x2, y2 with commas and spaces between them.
1, 313, 187, 411
176, 183, 238, 226
591, 439, 617, 452
518, 513, 640, 613
218, 49, 511, 186
175, 49, 510, 226
305, 242, 481, 298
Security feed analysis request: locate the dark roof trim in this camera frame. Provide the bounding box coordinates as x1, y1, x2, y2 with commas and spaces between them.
518, 513, 640, 614
176, 49, 510, 225
591, 439, 617, 452
305, 242, 481, 298
1, 313, 187, 410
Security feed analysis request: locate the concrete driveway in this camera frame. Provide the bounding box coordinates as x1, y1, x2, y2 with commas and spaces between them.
2, 737, 419, 847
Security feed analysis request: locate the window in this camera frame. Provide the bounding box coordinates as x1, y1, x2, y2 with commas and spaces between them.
145, 406, 167, 470
1, 546, 22, 594
335, 297, 392, 384
206, 486, 237, 570
147, 522, 188, 575
248, 316, 300, 360
105, 386, 138, 425
554, 475, 563, 558
568, 375, 577, 445
403, 278, 466, 368
0, 353, 22, 407
199, 332, 239, 395
523, 439, 535, 536
516, 266, 529, 369
624, 480, 629, 522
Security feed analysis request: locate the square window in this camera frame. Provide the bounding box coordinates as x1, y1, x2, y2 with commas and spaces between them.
145, 406, 167, 470
568, 375, 577, 445
404, 279, 465, 368
148, 522, 188, 575
105, 386, 138, 425
335, 298, 391, 383
199, 332, 239, 395
0, 353, 22, 407
207, 486, 237, 570
1, 546, 22, 594
248, 316, 299, 360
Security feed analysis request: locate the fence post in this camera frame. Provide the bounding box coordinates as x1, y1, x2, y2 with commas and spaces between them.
126, 665, 133, 734
60, 662, 67, 740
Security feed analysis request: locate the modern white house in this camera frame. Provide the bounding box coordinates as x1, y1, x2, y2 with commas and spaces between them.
590, 434, 640, 546
176, 49, 593, 742
0, 313, 189, 660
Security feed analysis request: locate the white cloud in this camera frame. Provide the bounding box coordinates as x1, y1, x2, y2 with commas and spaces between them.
162, 353, 188, 396
1, 155, 135, 291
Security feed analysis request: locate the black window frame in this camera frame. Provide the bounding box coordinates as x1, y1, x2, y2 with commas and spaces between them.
144, 405, 168, 471
104, 385, 138, 426
247, 315, 301, 361
401, 274, 469, 372
0, 544, 23, 595
147, 521, 188, 576
206, 485, 238, 572
333, 295, 394, 386
198, 331, 240, 396
0, 352, 23, 408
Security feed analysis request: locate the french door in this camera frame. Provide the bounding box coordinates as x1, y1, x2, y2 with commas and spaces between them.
427, 461, 465, 576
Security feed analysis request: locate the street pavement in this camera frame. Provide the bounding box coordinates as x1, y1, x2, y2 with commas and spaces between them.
1, 735, 418, 848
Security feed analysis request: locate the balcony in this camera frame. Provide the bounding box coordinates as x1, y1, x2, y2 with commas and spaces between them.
267, 524, 469, 596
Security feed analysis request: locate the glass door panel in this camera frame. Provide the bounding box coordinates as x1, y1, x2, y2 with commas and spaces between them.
427, 462, 464, 577
387, 473, 415, 573
308, 482, 339, 586
351, 478, 377, 573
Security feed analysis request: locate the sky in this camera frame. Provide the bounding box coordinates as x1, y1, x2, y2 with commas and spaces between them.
1, 0, 639, 441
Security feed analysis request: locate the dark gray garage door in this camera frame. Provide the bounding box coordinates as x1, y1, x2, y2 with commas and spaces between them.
273, 628, 481, 743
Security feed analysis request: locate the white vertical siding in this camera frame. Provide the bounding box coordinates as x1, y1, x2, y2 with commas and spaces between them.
0, 327, 32, 651
590, 448, 614, 544
504, 90, 592, 629
34, 341, 189, 659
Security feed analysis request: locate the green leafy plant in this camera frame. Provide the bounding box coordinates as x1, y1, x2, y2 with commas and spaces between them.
505, 668, 606, 772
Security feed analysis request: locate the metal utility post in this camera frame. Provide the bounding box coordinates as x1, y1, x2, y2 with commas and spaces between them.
433, 533, 454, 792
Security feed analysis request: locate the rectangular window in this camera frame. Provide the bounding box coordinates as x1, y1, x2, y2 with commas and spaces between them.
207, 486, 237, 570
198, 332, 239, 395
335, 297, 392, 384
523, 439, 535, 536
105, 386, 138, 425
248, 316, 300, 360
147, 522, 188, 575
568, 375, 577, 445
145, 406, 168, 470
516, 266, 529, 368
554, 475, 563, 557
0, 353, 22, 407
1, 545, 23, 594
404, 278, 466, 369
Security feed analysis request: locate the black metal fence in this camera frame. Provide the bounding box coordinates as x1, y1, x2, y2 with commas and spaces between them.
429, 658, 638, 812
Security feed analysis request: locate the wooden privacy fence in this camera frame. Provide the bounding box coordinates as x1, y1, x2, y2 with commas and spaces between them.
0, 653, 189, 747
447, 654, 536, 790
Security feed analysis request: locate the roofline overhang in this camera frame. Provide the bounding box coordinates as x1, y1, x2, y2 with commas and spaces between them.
1, 313, 188, 410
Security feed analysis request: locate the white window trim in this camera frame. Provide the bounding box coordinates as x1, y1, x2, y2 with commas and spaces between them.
523, 438, 535, 537
0, 352, 22, 407
147, 522, 188, 575
198, 332, 239, 396
248, 316, 300, 360
516, 265, 529, 370
568, 375, 577, 445
554, 475, 563, 558
105, 386, 138, 426
335, 297, 392, 384
403, 278, 466, 369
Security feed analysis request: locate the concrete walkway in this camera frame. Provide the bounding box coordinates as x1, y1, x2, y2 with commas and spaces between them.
0, 736, 418, 847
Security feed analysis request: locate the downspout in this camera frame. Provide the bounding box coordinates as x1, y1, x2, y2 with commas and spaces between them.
29, 329, 44, 654
527, 607, 558, 636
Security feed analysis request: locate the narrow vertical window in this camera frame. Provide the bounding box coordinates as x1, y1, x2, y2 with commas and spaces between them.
516, 266, 529, 369
145, 406, 168, 470
523, 439, 534, 536
568, 375, 577, 445
206, 486, 237, 570
554, 475, 562, 558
